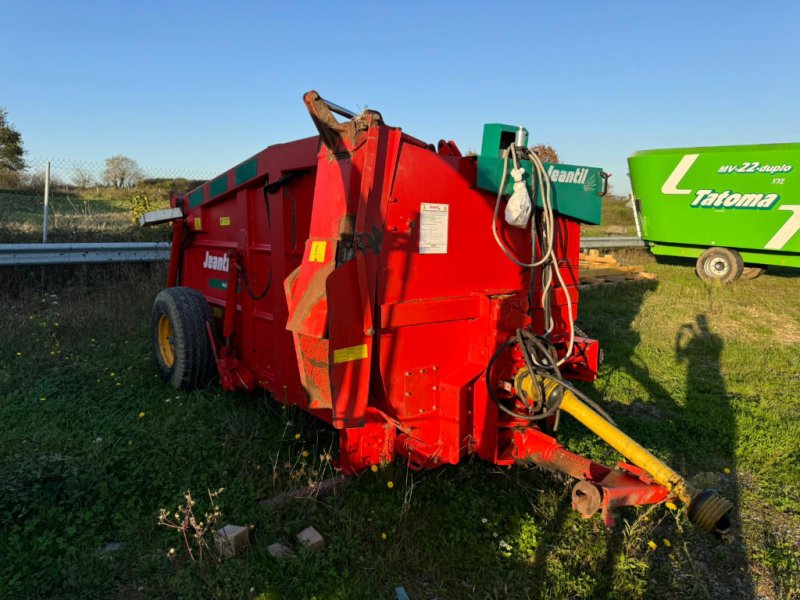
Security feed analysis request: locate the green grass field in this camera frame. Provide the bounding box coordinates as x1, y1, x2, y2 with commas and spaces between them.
1, 253, 798, 599
581, 195, 639, 237
0, 188, 172, 243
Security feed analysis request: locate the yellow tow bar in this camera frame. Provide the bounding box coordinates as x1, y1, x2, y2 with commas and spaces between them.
516, 371, 733, 534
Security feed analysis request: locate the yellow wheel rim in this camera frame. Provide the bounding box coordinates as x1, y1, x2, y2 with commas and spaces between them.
157, 314, 175, 368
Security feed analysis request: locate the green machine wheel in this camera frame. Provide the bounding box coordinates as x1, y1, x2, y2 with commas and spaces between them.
695, 248, 743, 283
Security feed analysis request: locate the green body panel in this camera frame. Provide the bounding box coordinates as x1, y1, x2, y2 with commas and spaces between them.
629, 142, 800, 267
209, 174, 229, 199
235, 158, 258, 186
477, 123, 603, 224
188, 188, 205, 208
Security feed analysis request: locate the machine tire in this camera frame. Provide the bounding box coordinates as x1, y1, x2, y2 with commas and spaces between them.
740, 266, 765, 280
695, 248, 743, 283
152, 287, 217, 389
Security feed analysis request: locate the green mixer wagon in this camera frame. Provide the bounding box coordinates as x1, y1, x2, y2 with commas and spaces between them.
628, 143, 800, 282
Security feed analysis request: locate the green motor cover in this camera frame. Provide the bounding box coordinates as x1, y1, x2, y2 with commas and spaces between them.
477, 123, 604, 225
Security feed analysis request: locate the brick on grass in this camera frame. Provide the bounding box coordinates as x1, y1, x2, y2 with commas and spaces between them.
214, 524, 250, 558
296, 526, 324, 551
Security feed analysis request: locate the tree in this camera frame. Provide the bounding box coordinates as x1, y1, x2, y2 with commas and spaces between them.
531, 144, 560, 164
103, 155, 143, 188
72, 166, 95, 189
0, 107, 25, 188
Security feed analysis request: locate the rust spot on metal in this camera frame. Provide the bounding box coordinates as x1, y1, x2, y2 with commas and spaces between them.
297, 334, 331, 409
286, 260, 334, 333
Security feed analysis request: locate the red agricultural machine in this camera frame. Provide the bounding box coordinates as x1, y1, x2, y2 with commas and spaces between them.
143, 91, 732, 533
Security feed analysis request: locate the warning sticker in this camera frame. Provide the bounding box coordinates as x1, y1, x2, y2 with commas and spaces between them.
419, 203, 449, 254
333, 343, 369, 364
309, 240, 327, 263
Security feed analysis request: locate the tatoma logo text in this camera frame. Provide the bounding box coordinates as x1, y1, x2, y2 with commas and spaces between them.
691, 189, 780, 210
203, 251, 230, 272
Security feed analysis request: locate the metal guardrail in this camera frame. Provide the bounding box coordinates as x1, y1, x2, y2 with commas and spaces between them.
0, 237, 647, 266
0, 242, 171, 266
581, 236, 647, 249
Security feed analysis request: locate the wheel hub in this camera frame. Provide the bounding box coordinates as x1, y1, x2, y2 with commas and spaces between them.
706, 257, 729, 277
157, 315, 175, 368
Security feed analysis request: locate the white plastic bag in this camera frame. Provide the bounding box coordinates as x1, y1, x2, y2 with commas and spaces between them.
504, 167, 532, 228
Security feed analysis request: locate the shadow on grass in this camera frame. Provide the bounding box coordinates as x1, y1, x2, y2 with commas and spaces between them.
578, 280, 753, 599
672, 313, 752, 597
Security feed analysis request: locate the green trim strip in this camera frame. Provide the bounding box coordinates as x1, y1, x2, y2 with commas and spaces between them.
188, 188, 204, 208
210, 175, 229, 199
650, 243, 800, 268
235, 158, 258, 186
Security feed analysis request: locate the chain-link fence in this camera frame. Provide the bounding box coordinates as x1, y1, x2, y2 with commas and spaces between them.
0, 157, 215, 244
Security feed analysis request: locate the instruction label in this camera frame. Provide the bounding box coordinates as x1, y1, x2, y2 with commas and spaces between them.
419, 203, 449, 254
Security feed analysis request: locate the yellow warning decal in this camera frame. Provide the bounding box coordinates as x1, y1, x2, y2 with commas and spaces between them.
194, 218, 202, 230
333, 343, 369, 364
309, 240, 327, 263
219, 216, 231, 226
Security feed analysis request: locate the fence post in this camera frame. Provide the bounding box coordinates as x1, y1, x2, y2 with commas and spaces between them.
42, 161, 51, 243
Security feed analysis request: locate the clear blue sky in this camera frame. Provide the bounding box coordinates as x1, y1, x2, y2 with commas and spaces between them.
2, 0, 799, 192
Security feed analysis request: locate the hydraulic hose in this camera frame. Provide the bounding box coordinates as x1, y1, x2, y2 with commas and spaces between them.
491, 145, 575, 363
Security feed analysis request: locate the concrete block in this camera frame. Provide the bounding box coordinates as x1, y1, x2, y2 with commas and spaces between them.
214, 524, 250, 558
296, 526, 324, 551
267, 542, 295, 561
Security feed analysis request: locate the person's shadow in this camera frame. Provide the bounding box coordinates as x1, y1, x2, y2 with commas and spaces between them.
662, 313, 752, 598
665, 313, 751, 597
575, 287, 753, 598
675, 314, 733, 470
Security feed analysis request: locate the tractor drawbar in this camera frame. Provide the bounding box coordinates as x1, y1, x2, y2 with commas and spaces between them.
515, 370, 734, 534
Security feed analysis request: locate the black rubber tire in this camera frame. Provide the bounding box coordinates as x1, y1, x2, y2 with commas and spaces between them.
740, 266, 766, 280
695, 248, 744, 283
151, 287, 217, 389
